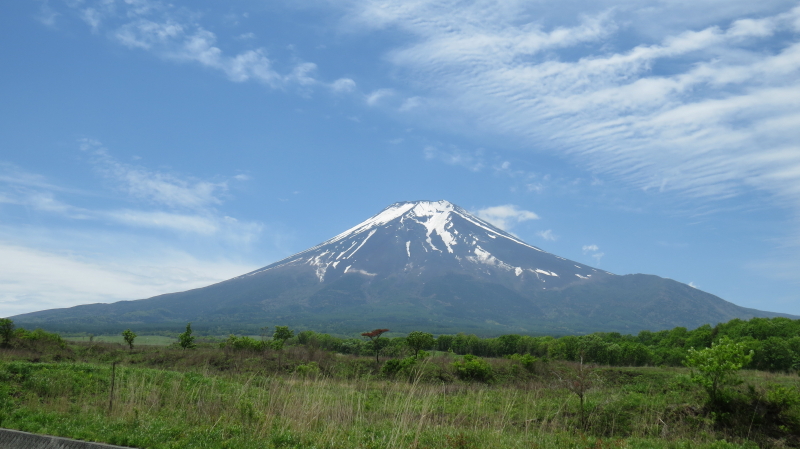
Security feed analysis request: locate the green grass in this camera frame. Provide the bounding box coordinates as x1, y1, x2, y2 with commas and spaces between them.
0, 341, 798, 448
0, 361, 766, 449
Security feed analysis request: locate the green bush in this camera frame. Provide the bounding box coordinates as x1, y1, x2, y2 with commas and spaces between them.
508, 353, 538, 372
453, 355, 493, 383
295, 362, 321, 378
684, 336, 753, 405
221, 335, 268, 351
765, 383, 800, 411
381, 356, 417, 378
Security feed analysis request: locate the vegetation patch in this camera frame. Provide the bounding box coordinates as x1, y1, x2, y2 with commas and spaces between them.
0, 317, 798, 448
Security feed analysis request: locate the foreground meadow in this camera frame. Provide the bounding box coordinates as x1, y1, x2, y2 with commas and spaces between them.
1, 337, 799, 449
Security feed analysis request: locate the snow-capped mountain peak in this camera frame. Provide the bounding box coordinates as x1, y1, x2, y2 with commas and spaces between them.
244, 200, 610, 287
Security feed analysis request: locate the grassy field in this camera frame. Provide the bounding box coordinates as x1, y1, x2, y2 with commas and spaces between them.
0, 338, 798, 449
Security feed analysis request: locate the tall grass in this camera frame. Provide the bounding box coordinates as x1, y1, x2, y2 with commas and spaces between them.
1, 357, 783, 449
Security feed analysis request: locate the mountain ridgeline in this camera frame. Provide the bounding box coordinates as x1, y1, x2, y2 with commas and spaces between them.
12, 200, 794, 335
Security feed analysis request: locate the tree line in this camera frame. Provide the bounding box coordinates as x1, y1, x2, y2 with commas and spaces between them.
1, 316, 798, 372
290, 317, 800, 372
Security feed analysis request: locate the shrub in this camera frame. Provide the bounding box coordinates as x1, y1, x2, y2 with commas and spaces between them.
509, 353, 539, 372
452, 354, 493, 383
684, 336, 753, 405
222, 335, 267, 351
295, 362, 321, 378
381, 356, 417, 379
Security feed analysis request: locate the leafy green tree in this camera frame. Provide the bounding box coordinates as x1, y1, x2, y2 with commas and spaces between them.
178, 323, 196, 350
496, 334, 522, 355
754, 336, 794, 372
684, 336, 753, 404
361, 328, 390, 366
272, 325, 294, 368
0, 319, 15, 348
406, 331, 434, 358
272, 326, 294, 349
121, 329, 136, 350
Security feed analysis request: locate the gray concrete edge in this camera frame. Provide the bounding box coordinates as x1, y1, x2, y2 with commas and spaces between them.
0, 427, 139, 449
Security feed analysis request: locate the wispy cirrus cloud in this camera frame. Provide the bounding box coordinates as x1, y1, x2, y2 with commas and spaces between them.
54, 0, 356, 93
1, 140, 260, 240
0, 141, 272, 316
343, 1, 800, 212
81, 139, 227, 210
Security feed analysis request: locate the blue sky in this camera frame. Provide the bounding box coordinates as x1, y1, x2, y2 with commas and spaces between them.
1, 0, 799, 319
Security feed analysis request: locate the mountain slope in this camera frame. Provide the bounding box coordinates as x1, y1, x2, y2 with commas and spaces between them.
12, 200, 794, 335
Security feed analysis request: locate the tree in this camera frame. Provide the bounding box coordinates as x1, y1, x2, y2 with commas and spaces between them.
684, 336, 753, 404
753, 336, 794, 372
0, 319, 15, 348
272, 325, 294, 369
178, 323, 196, 350
121, 329, 136, 350
406, 331, 435, 358
361, 328, 390, 366
554, 356, 596, 430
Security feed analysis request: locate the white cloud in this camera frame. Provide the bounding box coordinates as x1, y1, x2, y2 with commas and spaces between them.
537, 229, 557, 241
399, 96, 422, 111
331, 77, 357, 93
366, 88, 394, 106
582, 244, 600, 253
0, 143, 278, 316
0, 140, 262, 241
582, 244, 604, 265
81, 139, 227, 210
342, 1, 800, 214
475, 204, 539, 231
0, 240, 257, 317
66, 0, 335, 91
105, 210, 219, 235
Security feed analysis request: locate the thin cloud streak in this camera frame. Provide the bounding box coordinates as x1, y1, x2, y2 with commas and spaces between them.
81, 139, 228, 210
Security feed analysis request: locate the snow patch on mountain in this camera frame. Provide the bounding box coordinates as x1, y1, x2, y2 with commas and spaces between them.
468, 246, 516, 272
346, 229, 376, 259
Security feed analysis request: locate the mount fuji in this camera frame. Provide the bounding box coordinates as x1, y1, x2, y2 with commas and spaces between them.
12, 200, 793, 335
